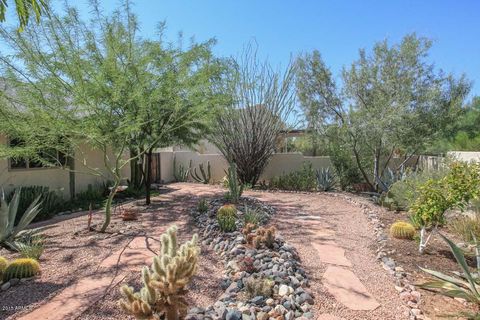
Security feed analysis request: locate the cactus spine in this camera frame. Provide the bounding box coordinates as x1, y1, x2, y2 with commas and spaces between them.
191, 161, 211, 184
390, 221, 416, 240
120, 226, 200, 320
225, 162, 243, 203
3, 258, 40, 282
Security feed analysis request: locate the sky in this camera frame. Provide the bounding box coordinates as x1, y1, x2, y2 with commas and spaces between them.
5, 1, 480, 97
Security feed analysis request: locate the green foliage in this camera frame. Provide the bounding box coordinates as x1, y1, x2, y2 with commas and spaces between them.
7, 186, 64, 222
410, 162, 480, 229
389, 168, 447, 211
0, 0, 48, 31
197, 199, 208, 214
450, 214, 480, 244
191, 161, 211, 184
269, 162, 317, 191
419, 233, 480, 319
3, 258, 40, 281
15, 234, 45, 260
244, 276, 274, 298
327, 140, 362, 190
0, 189, 42, 248
316, 167, 336, 191
390, 221, 416, 240
243, 205, 265, 226
217, 205, 237, 232
173, 158, 190, 182
0, 256, 7, 279
225, 163, 244, 204
120, 226, 199, 320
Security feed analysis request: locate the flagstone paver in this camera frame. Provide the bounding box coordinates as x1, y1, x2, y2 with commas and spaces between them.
313, 243, 352, 267
19, 235, 158, 320
323, 265, 381, 310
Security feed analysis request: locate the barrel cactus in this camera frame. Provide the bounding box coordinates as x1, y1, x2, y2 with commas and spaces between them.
119, 226, 200, 320
390, 221, 416, 240
3, 258, 40, 282
217, 205, 237, 232
0, 256, 8, 279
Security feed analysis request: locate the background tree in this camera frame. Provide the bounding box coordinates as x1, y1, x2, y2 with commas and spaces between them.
0, 0, 48, 31
212, 45, 297, 186
296, 34, 471, 192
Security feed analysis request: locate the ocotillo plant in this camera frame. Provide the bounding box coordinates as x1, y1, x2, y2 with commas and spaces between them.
225, 162, 244, 203
191, 161, 211, 184
120, 226, 200, 320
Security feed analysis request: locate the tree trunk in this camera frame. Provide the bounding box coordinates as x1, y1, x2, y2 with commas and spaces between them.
101, 178, 120, 232
129, 149, 143, 189
144, 149, 153, 205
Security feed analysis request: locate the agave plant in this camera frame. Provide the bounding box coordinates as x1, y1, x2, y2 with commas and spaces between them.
316, 168, 336, 192
419, 233, 480, 318
0, 189, 42, 249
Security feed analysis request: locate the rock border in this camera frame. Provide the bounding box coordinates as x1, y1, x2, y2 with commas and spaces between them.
186, 196, 315, 320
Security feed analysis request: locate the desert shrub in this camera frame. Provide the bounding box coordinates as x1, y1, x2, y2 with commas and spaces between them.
15, 234, 45, 260
328, 144, 362, 190
388, 168, 447, 211
390, 221, 416, 240
120, 226, 199, 320
269, 162, 316, 191
197, 199, 208, 214
217, 205, 237, 232
3, 258, 40, 282
450, 214, 480, 243
410, 162, 480, 253
243, 206, 265, 226
244, 276, 274, 298
7, 186, 65, 222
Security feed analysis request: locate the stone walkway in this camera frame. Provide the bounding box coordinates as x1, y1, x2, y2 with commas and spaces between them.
18, 235, 159, 320
15, 184, 407, 320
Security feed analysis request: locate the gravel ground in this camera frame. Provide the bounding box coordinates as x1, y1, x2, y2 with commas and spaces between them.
1, 184, 226, 320
246, 190, 409, 320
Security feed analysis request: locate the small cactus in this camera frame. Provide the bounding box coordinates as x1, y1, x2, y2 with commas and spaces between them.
0, 256, 8, 279
3, 258, 40, 282
119, 226, 200, 320
246, 226, 276, 249
390, 221, 416, 240
217, 205, 237, 232
224, 163, 244, 203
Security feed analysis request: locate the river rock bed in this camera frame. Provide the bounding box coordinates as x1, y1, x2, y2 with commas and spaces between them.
186, 197, 315, 320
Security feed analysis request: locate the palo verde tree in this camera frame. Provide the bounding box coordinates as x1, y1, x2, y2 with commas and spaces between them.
296, 34, 471, 191
0, 1, 212, 231
213, 45, 297, 186
131, 36, 229, 205
0, 0, 48, 31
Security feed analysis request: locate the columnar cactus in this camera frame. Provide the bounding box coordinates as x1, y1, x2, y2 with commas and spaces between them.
3, 258, 40, 282
225, 163, 244, 203
390, 221, 416, 240
120, 226, 200, 320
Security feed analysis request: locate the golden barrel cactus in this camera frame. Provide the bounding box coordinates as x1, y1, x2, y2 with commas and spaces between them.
3, 258, 40, 282
0, 256, 8, 279
390, 221, 416, 240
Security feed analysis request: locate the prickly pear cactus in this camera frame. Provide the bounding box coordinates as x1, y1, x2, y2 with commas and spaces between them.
120, 226, 200, 320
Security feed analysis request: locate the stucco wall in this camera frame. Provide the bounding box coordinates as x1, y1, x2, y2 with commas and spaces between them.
448, 151, 480, 162
0, 136, 131, 199
163, 151, 332, 183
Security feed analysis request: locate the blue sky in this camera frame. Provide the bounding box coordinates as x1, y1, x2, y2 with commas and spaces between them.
8, 1, 480, 97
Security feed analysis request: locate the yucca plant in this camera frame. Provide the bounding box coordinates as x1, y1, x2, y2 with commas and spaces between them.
420, 233, 480, 319
0, 189, 42, 249
316, 167, 336, 192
